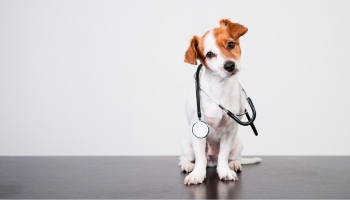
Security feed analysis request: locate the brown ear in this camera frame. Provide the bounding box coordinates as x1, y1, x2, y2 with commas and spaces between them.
184, 36, 200, 65
219, 19, 248, 39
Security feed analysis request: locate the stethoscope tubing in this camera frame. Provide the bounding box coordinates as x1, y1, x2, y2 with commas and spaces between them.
194, 64, 258, 136
195, 63, 203, 120
225, 97, 256, 126
244, 109, 258, 136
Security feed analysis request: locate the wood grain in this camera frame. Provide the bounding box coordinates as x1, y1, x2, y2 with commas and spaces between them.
0, 156, 349, 199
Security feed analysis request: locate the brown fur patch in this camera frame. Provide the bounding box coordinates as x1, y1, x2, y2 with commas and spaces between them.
213, 27, 242, 60
184, 36, 200, 65
184, 19, 248, 66
219, 19, 248, 40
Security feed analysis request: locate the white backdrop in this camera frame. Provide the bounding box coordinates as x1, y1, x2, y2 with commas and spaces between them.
1, 0, 350, 156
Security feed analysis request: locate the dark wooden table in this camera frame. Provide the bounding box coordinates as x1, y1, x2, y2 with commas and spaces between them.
0, 156, 349, 199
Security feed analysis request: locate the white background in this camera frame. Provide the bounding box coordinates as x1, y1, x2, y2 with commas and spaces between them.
1, 0, 350, 156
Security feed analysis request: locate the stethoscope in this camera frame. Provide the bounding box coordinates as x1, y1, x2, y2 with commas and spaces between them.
192, 64, 258, 139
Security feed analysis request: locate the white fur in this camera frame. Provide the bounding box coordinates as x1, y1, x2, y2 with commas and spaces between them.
180, 30, 261, 185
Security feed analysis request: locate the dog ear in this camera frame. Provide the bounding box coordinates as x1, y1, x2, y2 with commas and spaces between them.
219, 19, 248, 39
184, 36, 200, 65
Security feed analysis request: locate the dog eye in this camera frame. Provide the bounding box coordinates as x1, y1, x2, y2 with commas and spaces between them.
206, 51, 215, 58
227, 42, 235, 50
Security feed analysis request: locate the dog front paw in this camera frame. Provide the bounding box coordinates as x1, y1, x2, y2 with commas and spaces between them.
184, 169, 206, 185
229, 160, 242, 172
181, 162, 195, 173
217, 167, 238, 181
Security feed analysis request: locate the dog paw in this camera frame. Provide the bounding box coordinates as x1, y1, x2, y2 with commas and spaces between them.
229, 160, 242, 172
181, 162, 195, 173
217, 167, 238, 181
184, 169, 206, 185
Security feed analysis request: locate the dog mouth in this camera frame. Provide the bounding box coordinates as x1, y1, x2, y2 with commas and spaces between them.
229, 72, 236, 77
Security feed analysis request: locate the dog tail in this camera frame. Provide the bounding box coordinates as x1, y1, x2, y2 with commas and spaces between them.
241, 157, 262, 165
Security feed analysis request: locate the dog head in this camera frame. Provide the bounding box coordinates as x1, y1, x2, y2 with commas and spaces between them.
184, 19, 248, 78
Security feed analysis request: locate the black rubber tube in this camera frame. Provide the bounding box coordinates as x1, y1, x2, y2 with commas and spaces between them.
195, 64, 203, 120
226, 97, 256, 126
194, 64, 258, 136
245, 109, 258, 136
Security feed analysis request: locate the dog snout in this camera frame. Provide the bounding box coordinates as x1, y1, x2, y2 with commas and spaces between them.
223, 61, 235, 72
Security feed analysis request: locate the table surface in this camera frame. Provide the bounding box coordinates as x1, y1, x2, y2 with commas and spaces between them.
0, 156, 349, 199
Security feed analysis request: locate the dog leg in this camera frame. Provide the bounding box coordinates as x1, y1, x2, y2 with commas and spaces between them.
183, 133, 207, 185
217, 125, 238, 181
179, 137, 195, 173
228, 136, 243, 172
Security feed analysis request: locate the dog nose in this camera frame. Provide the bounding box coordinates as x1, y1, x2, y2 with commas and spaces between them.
224, 61, 235, 72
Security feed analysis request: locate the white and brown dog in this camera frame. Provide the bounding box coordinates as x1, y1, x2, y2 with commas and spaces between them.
180, 19, 261, 185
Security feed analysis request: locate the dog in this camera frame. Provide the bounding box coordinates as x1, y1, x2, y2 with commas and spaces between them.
179, 19, 261, 185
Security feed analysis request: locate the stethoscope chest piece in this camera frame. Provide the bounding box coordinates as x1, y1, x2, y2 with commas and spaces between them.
192, 120, 210, 139
192, 64, 258, 138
